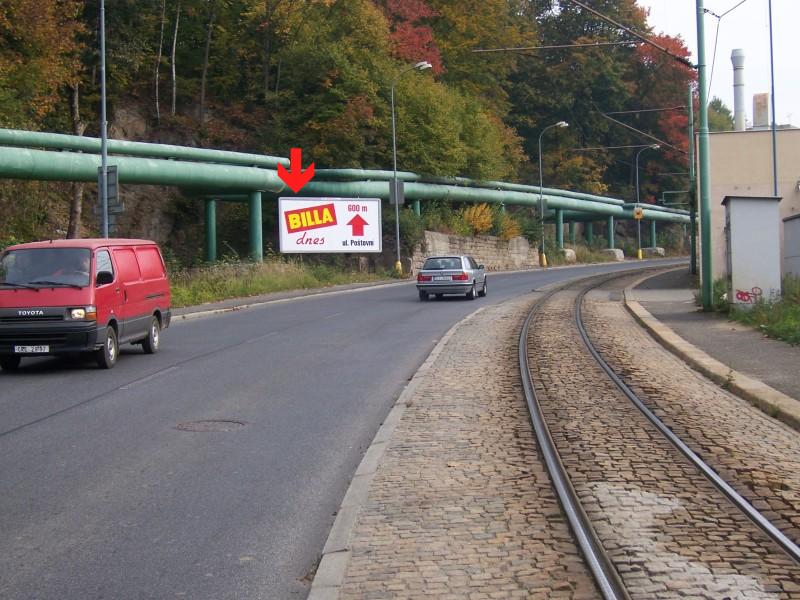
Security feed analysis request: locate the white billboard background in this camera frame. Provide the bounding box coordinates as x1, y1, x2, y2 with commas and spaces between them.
278, 197, 383, 254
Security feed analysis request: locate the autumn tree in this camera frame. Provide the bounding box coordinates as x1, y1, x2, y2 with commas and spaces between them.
0, 0, 85, 127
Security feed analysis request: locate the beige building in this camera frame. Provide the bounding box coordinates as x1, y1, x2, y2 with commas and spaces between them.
704, 128, 800, 280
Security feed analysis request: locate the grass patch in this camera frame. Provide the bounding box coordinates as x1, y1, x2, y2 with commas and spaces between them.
727, 275, 800, 345
169, 259, 390, 308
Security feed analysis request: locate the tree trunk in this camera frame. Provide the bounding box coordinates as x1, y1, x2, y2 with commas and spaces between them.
170, 0, 181, 117
262, 0, 284, 102
199, 0, 217, 124
67, 84, 86, 239
154, 0, 166, 124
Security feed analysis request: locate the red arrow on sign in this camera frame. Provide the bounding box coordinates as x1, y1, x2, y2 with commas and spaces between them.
277, 148, 315, 193
347, 214, 368, 236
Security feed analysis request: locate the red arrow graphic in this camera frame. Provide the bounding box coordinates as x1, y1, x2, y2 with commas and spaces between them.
277, 148, 315, 193
347, 214, 368, 236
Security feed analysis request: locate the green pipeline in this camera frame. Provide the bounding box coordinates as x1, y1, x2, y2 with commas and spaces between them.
315, 169, 625, 206
0, 128, 289, 169
287, 180, 690, 222
0, 145, 689, 223
0, 146, 286, 192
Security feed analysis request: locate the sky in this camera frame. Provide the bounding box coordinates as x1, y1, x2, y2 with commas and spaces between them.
637, 0, 798, 126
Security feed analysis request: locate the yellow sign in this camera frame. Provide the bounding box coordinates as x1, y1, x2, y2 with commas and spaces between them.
633, 206, 644, 220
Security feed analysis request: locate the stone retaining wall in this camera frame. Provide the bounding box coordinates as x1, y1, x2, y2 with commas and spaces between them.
410, 231, 538, 273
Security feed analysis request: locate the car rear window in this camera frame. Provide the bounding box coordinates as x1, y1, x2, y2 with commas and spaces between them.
423, 257, 462, 270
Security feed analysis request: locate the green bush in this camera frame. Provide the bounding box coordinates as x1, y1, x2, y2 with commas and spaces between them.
169, 258, 387, 308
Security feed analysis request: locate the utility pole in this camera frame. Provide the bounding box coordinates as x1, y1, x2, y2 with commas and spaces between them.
696, 0, 712, 310
99, 0, 109, 238
688, 85, 697, 275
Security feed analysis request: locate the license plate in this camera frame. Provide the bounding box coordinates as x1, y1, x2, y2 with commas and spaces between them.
433, 276, 450, 281
14, 345, 49, 353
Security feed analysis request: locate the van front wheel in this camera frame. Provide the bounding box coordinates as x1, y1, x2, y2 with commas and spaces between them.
97, 327, 118, 369
142, 317, 161, 354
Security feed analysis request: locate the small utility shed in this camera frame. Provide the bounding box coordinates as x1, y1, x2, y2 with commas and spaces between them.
723, 195, 782, 305
785, 214, 800, 277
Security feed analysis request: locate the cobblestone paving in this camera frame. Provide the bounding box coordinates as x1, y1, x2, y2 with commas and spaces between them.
583, 276, 800, 544
338, 296, 599, 599
527, 287, 800, 599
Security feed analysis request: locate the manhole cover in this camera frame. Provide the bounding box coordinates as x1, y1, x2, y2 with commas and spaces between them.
175, 420, 247, 432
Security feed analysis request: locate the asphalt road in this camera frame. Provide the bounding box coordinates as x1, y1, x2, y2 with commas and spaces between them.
0, 259, 684, 599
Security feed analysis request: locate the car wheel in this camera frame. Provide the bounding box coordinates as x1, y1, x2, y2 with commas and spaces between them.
478, 277, 487, 297
142, 316, 161, 354
96, 327, 118, 369
0, 355, 21, 371
466, 282, 476, 300
418, 290, 429, 302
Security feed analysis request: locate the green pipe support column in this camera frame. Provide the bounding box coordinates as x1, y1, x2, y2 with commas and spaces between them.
607, 216, 615, 249
586, 222, 594, 245
568, 221, 576, 245
556, 209, 564, 249
413, 199, 420, 216
205, 198, 217, 263
650, 221, 657, 248
249, 191, 263, 262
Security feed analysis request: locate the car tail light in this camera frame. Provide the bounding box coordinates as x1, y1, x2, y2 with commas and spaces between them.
417, 274, 432, 282
452, 272, 469, 281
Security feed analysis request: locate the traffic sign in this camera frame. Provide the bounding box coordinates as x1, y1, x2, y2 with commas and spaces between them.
279, 197, 382, 253
633, 206, 644, 220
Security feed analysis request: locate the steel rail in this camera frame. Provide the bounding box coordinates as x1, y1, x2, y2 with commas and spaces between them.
574, 280, 800, 565
518, 274, 631, 600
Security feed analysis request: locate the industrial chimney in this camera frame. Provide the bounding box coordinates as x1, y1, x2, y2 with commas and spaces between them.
731, 49, 746, 131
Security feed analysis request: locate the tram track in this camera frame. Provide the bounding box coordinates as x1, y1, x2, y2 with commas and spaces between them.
519, 270, 800, 599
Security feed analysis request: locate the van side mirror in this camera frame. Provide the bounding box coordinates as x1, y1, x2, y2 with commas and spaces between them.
96, 271, 114, 286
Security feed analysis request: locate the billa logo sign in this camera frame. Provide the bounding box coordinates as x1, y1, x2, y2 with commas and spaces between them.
279, 197, 382, 254
284, 202, 338, 233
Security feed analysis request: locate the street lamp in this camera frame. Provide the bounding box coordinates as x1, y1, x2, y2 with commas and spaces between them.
391, 60, 432, 275
635, 144, 660, 259
538, 121, 568, 267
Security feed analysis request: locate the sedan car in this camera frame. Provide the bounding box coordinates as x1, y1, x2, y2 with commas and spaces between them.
416, 255, 487, 301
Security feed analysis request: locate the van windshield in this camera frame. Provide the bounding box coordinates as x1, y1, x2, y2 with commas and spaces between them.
0, 248, 92, 288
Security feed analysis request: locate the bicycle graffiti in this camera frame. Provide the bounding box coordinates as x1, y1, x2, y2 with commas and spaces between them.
735, 286, 763, 304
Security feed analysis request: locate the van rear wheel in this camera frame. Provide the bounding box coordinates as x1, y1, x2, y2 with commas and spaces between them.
142, 317, 161, 354
96, 327, 118, 369
0, 356, 21, 371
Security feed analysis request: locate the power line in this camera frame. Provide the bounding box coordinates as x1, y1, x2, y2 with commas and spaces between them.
605, 106, 685, 115
564, 0, 694, 69
472, 41, 637, 53
597, 109, 687, 155
569, 144, 653, 151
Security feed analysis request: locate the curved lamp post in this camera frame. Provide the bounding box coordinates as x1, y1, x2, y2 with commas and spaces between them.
538, 121, 568, 267
635, 144, 660, 259
391, 61, 432, 275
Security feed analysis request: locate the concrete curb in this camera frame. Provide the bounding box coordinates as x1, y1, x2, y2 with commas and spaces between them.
307, 305, 489, 600
623, 272, 800, 432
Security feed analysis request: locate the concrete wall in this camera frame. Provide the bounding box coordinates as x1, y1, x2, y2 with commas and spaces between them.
704, 128, 800, 280
411, 231, 538, 274
785, 214, 800, 277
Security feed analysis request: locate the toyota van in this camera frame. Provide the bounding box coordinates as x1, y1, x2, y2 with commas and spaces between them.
0, 239, 171, 370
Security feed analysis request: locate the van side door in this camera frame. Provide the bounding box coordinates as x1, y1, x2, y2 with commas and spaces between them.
94, 249, 122, 331
111, 247, 147, 343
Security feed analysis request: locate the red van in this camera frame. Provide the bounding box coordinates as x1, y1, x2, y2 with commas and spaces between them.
0, 239, 171, 370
